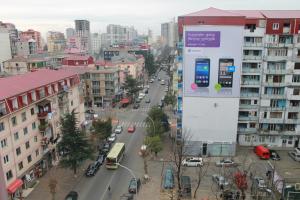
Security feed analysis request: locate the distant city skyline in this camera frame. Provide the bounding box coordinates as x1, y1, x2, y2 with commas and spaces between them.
1, 0, 300, 38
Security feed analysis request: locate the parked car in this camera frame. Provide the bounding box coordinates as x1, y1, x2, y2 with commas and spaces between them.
145, 98, 150, 103
182, 157, 203, 167
288, 147, 300, 162
120, 193, 134, 200
96, 153, 105, 165
212, 174, 229, 187
149, 79, 154, 83
254, 177, 267, 189
85, 161, 101, 176
127, 125, 136, 133
254, 145, 270, 159
65, 191, 78, 200
163, 168, 174, 189
101, 142, 111, 153
133, 103, 140, 109
144, 88, 148, 94
215, 158, 237, 167
135, 98, 141, 103
161, 80, 165, 85
158, 77, 161, 81
128, 178, 141, 194
269, 150, 281, 160
114, 125, 123, 134
108, 133, 117, 143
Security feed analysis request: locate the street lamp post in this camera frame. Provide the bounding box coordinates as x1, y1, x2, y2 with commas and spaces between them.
116, 163, 138, 199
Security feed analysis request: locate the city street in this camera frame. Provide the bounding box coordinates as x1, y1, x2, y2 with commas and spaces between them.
74, 70, 169, 200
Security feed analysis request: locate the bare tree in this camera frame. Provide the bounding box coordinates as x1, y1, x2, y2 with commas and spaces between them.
193, 158, 210, 199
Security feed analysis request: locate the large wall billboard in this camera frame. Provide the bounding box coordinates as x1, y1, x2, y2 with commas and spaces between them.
183, 26, 243, 97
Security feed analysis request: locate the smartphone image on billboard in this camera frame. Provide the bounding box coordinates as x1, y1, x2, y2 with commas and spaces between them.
218, 58, 234, 88
195, 58, 210, 87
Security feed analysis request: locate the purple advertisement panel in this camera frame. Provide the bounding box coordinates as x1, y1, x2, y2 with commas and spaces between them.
185, 31, 220, 47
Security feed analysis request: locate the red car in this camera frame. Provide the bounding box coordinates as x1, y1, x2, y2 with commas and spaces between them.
127, 125, 136, 133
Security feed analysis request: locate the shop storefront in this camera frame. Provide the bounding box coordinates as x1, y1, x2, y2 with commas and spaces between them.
7, 179, 23, 200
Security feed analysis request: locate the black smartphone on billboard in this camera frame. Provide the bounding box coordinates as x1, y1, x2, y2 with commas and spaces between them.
218, 58, 234, 88
195, 58, 210, 87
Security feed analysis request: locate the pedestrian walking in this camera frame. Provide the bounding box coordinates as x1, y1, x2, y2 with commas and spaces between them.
108, 185, 111, 192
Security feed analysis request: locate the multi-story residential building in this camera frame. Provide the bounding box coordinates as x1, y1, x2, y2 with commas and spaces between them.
177, 8, 300, 154
105, 24, 138, 46
19, 29, 42, 51
16, 38, 37, 57
3, 56, 48, 75
0, 21, 18, 57
47, 31, 66, 53
0, 69, 84, 200
161, 21, 178, 48
91, 33, 101, 55
66, 28, 76, 39
62, 55, 94, 66
0, 29, 12, 72
75, 20, 91, 52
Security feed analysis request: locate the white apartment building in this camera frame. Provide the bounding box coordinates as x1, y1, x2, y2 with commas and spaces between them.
91, 33, 101, 55
0, 29, 12, 72
161, 21, 178, 48
105, 24, 138, 46
0, 69, 84, 200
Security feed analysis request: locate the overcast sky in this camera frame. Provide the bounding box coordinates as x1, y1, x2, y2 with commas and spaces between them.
1, 0, 300, 38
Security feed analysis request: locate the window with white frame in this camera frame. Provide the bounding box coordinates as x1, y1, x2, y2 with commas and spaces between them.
1, 138, 7, 148
0, 102, 7, 116
12, 98, 18, 110
6, 170, 13, 181
48, 86, 52, 95
14, 132, 19, 141
259, 136, 266, 143
0, 122, 4, 132
39, 88, 45, 98
272, 23, 280, 30
22, 95, 28, 105
245, 135, 251, 142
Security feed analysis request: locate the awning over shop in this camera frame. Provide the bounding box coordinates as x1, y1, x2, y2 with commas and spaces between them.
120, 98, 130, 104
7, 179, 23, 194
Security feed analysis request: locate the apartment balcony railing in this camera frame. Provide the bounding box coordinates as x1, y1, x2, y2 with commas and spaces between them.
38, 122, 49, 132
287, 94, 300, 100
239, 104, 259, 109
260, 106, 286, 111
244, 28, 265, 37
260, 118, 284, 123
243, 55, 263, 60
263, 82, 286, 87
242, 68, 261, 73
264, 55, 292, 62
286, 106, 300, 112
244, 42, 263, 47
261, 94, 286, 99
241, 80, 260, 86
264, 69, 287, 74
287, 82, 300, 87
264, 42, 293, 48
237, 127, 257, 134
285, 118, 300, 124
238, 116, 258, 121
240, 93, 260, 97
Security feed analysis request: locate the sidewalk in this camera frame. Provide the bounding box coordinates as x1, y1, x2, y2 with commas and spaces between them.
25, 161, 90, 200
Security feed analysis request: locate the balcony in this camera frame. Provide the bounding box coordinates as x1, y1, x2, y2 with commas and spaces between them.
287, 82, 300, 87
238, 127, 257, 134
283, 27, 291, 34
0, 108, 7, 118
286, 106, 300, 112
240, 93, 260, 98
287, 94, 300, 100
285, 118, 300, 124
241, 80, 260, 86
238, 116, 258, 121
261, 94, 285, 99
263, 82, 286, 87
242, 68, 261, 74
264, 69, 287, 74
244, 42, 263, 48
260, 118, 284, 123
264, 55, 291, 62
243, 55, 262, 61
260, 106, 286, 111
38, 122, 49, 132
239, 104, 259, 109
37, 111, 50, 119
244, 28, 265, 37
265, 42, 293, 48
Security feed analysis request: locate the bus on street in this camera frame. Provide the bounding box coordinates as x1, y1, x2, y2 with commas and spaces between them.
105, 142, 125, 169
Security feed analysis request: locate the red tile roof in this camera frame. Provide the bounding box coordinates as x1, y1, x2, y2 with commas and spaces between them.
184, 7, 244, 17
229, 10, 265, 19
95, 60, 114, 66
0, 69, 79, 100
64, 55, 91, 61
260, 10, 300, 19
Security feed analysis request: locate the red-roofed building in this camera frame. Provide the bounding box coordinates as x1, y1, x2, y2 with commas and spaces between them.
177, 7, 300, 152
62, 55, 94, 66
0, 69, 84, 200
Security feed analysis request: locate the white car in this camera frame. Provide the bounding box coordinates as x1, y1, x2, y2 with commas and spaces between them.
108, 133, 116, 143
254, 177, 267, 189
161, 80, 165, 85
138, 93, 145, 100
182, 157, 203, 167
212, 174, 229, 187
114, 125, 123, 134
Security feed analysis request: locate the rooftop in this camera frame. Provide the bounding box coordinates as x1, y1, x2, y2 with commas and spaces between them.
183, 7, 244, 17
64, 55, 91, 61
0, 69, 79, 100
260, 10, 300, 19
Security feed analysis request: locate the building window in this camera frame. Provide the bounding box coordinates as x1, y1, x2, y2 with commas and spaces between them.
25, 141, 30, 149
272, 23, 279, 30
34, 136, 37, 142
31, 91, 36, 101
32, 122, 36, 130
35, 149, 39, 156
269, 136, 276, 143
259, 136, 266, 143
71, 100, 73, 106
3, 155, 9, 164
12, 98, 18, 110
22, 95, 28, 105
6, 170, 13, 181
16, 147, 21, 156
31, 108, 35, 115
21, 112, 26, 122
245, 135, 251, 142
23, 127, 28, 135
1, 138, 7, 148
14, 132, 19, 141
0, 122, 4, 132
27, 155, 32, 163
0, 102, 7, 116
11, 116, 17, 126
18, 161, 23, 170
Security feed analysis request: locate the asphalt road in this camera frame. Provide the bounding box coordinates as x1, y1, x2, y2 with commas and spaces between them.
74, 70, 169, 200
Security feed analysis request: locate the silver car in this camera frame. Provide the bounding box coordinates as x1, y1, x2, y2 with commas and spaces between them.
215, 158, 237, 167
212, 174, 229, 187
114, 125, 123, 134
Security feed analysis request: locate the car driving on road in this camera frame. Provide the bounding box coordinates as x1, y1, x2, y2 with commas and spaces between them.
85, 161, 101, 177
127, 125, 136, 133
128, 178, 141, 194
108, 133, 116, 143
114, 125, 123, 134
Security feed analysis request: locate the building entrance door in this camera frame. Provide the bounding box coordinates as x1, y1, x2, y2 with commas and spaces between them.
202, 143, 207, 156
